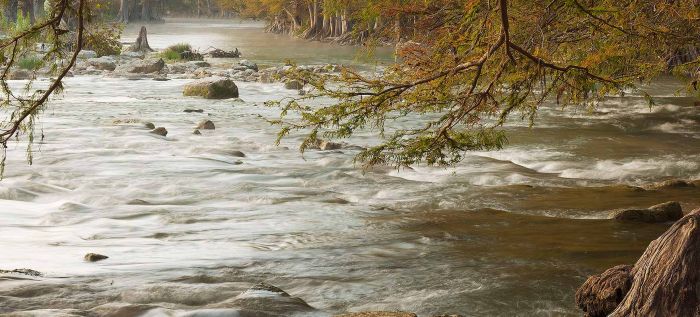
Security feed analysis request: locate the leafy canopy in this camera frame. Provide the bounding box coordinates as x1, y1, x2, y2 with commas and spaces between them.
269, 0, 700, 168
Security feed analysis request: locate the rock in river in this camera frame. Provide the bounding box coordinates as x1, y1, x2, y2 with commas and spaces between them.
84, 253, 108, 262
209, 282, 316, 316
116, 58, 165, 74
150, 127, 168, 136
610, 201, 683, 223
284, 79, 304, 90
197, 120, 215, 130
183, 78, 239, 99
144, 122, 156, 129
575, 264, 633, 317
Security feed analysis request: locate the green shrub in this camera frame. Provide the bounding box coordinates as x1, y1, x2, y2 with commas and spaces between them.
159, 43, 192, 61
17, 56, 43, 70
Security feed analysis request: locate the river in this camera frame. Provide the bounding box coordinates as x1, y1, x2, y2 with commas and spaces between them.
1, 19, 699, 316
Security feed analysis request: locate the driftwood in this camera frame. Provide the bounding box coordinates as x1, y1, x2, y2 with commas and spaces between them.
577, 208, 700, 317
207, 47, 241, 58
129, 26, 153, 53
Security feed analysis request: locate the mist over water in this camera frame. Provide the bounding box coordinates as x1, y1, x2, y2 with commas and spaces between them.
1, 19, 700, 316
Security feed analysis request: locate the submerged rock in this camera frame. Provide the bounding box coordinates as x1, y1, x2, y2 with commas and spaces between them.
209, 282, 315, 316
310, 139, 342, 151
0, 268, 43, 277
193, 129, 202, 135
84, 253, 108, 262
335, 313, 418, 317
197, 120, 215, 130
610, 201, 683, 223
183, 78, 239, 99
644, 179, 696, 191
144, 122, 156, 129
229, 150, 246, 157
575, 264, 633, 317
150, 127, 168, 136
184, 109, 205, 113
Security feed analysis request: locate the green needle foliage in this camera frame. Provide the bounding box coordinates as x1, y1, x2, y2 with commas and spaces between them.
269, 0, 700, 168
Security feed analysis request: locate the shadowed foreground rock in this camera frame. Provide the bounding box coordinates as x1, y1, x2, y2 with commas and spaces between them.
575, 265, 633, 317
578, 208, 700, 317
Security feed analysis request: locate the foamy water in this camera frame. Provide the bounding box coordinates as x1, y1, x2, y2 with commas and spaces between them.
1, 20, 700, 317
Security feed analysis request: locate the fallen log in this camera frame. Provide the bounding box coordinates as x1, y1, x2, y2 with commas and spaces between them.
576, 208, 700, 317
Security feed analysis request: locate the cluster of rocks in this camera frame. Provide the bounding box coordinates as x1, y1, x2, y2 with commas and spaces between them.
65, 49, 343, 88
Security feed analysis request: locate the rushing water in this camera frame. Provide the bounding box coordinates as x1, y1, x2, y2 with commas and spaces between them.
1, 19, 700, 316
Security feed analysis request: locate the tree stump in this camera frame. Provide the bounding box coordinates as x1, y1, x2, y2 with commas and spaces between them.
610, 207, 700, 316
577, 208, 700, 317
129, 26, 153, 53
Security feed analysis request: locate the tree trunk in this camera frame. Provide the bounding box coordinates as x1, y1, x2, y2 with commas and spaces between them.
118, 0, 130, 23
611, 207, 700, 316
129, 26, 153, 52
32, 0, 43, 20
141, 0, 153, 21
577, 208, 700, 317
4, 0, 18, 22
20, 0, 33, 23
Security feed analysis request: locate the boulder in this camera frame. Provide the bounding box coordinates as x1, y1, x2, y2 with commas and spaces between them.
150, 127, 168, 136
116, 58, 165, 74
610, 201, 683, 223
196, 120, 215, 130
239, 59, 258, 71
120, 51, 145, 59
183, 78, 239, 99
311, 139, 342, 151
8, 69, 32, 80
575, 265, 633, 317
87, 57, 117, 71
143, 122, 155, 129
84, 253, 108, 262
77, 50, 98, 59
284, 80, 304, 90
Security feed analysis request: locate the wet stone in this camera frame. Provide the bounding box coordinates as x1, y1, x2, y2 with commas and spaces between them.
84, 253, 109, 262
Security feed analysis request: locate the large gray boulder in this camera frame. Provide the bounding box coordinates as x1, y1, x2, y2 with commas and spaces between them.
116, 58, 165, 74
87, 56, 117, 71
183, 78, 239, 99
610, 201, 683, 223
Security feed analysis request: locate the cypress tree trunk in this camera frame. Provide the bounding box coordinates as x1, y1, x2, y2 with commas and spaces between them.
118, 0, 130, 23
577, 208, 700, 317
4, 0, 18, 22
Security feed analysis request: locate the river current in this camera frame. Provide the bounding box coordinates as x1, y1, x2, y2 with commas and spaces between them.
1, 19, 699, 316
